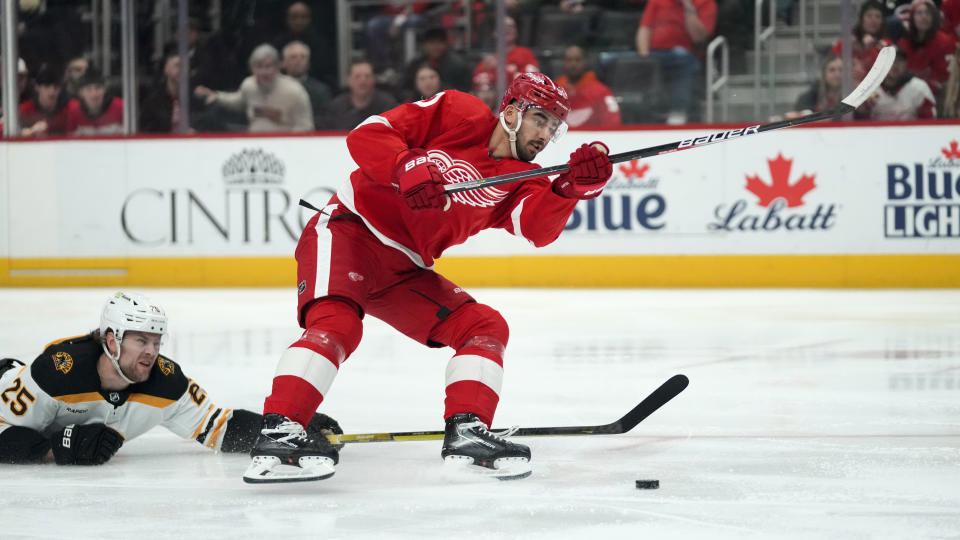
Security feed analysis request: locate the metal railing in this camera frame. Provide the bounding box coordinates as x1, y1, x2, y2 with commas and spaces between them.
753, 0, 776, 119
705, 36, 729, 123
1, 0, 20, 137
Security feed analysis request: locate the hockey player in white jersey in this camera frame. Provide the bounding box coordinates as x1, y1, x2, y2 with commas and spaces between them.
0, 292, 340, 465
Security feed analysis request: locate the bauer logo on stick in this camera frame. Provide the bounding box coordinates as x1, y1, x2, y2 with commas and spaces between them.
678, 125, 760, 150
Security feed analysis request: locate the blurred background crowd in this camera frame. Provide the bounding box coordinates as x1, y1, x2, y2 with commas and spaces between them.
1, 0, 958, 138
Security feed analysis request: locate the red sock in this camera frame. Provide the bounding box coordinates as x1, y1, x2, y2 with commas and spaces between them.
263, 375, 324, 426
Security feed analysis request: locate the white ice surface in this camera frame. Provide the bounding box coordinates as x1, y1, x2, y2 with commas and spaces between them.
1, 288, 958, 539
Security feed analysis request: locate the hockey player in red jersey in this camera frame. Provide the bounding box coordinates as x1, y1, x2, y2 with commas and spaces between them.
244, 72, 613, 483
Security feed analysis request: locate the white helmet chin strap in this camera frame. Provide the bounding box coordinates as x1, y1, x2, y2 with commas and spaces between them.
102, 338, 137, 385
499, 109, 523, 160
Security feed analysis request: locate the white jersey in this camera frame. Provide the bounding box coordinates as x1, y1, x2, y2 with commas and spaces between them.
0, 334, 237, 451
868, 76, 937, 120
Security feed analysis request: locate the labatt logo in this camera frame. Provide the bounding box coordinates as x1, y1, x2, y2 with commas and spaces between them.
709, 153, 837, 232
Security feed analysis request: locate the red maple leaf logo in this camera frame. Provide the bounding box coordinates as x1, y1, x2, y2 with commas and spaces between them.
618, 160, 650, 180
942, 140, 960, 160
745, 153, 816, 208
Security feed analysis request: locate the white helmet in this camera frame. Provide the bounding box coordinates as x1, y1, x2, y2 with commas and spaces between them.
100, 292, 167, 384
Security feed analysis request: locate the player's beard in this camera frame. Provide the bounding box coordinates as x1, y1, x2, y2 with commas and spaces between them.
120, 356, 154, 383
516, 138, 541, 162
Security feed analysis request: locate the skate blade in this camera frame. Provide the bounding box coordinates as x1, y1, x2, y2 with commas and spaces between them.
242, 455, 336, 484
442, 455, 532, 481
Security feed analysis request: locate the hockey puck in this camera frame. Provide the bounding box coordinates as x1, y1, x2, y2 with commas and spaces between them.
635, 479, 659, 489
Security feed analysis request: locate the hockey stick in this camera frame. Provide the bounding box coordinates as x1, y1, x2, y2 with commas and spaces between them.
326, 373, 689, 445
445, 46, 896, 195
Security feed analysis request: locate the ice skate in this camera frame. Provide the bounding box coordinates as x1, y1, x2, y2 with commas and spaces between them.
243, 413, 338, 484
441, 413, 531, 481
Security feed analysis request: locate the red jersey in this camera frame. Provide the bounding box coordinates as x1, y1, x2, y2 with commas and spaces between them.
943, 0, 960, 38
897, 31, 957, 93
336, 90, 577, 268
18, 99, 68, 136
555, 71, 622, 128
640, 0, 717, 53
830, 37, 894, 70
65, 97, 124, 136
471, 47, 540, 89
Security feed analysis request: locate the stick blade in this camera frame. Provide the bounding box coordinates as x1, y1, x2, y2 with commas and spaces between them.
616, 373, 689, 433
841, 45, 896, 109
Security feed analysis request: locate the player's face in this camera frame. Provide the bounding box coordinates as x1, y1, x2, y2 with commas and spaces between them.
515, 108, 563, 162
117, 331, 161, 383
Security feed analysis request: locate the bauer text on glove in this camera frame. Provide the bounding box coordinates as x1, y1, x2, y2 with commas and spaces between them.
392, 149, 448, 210
51, 423, 124, 465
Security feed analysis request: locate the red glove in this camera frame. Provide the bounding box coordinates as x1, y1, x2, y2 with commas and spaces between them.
392, 149, 448, 210
552, 142, 613, 200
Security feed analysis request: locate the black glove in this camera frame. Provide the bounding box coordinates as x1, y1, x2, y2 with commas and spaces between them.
50, 423, 124, 465
307, 413, 344, 450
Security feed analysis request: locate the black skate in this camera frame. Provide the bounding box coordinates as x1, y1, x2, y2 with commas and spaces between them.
441, 413, 532, 480
243, 413, 339, 484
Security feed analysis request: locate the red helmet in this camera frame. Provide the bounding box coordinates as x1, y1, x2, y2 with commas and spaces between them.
498, 72, 570, 122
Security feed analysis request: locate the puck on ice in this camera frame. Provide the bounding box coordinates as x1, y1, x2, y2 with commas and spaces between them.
635, 479, 659, 489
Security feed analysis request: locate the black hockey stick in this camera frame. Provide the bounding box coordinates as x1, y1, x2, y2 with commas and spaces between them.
326, 373, 689, 444
444, 46, 896, 195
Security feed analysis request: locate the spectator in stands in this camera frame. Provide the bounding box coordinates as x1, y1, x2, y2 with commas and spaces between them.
897, 0, 957, 95
832, 1, 894, 70
636, 0, 717, 125
195, 44, 314, 133
555, 45, 622, 128
785, 54, 844, 119
402, 27, 472, 100
470, 78, 499, 113
2, 58, 32, 108
16, 58, 31, 104
274, 1, 338, 89
19, 64, 68, 137
65, 68, 123, 136
365, 1, 428, 76
471, 16, 539, 91
140, 51, 209, 133
857, 46, 936, 119
942, 41, 960, 116
282, 40, 333, 128
63, 56, 89, 97
944, 0, 960, 39
322, 59, 398, 130
413, 64, 442, 100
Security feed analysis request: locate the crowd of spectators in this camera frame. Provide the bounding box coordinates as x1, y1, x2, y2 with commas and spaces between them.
2, 0, 959, 138
787, 0, 958, 120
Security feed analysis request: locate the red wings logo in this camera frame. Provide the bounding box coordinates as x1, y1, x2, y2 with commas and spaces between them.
942, 140, 960, 160
427, 149, 507, 208
745, 153, 816, 208
618, 160, 650, 180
